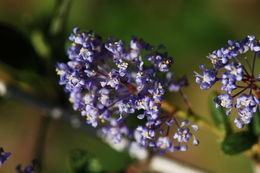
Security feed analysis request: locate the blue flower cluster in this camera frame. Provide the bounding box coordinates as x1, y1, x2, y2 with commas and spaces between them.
0, 147, 11, 166
57, 28, 199, 153
16, 160, 38, 173
195, 35, 260, 128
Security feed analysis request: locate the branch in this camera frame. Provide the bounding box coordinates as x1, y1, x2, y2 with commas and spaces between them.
2, 82, 97, 137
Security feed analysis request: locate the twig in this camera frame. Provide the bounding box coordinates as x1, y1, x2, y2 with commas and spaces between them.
34, 116, 51, 172
5, 83, 222, 138
175, 110, 223, 137
5, 84, 97, 137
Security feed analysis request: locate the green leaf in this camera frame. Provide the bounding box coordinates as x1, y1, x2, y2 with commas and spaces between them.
252, 109, 260, 136
70, 149, 103, 173
221, 131, 258, 155
48, 0, 73, 60
31, 30, 51, 59
209, 92, 232, 134
49, 0, 72, 37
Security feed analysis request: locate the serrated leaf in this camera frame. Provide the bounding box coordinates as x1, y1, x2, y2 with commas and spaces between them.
70, 149, 103, 173
221, 131, 258, 155
252, 109, 260, 136
209, 92, 232, 134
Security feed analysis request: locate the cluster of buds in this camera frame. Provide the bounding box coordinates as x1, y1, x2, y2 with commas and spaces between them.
0, 147, 11, 166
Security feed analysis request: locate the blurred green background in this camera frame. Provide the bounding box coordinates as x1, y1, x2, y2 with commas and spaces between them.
0, 0, 259, 172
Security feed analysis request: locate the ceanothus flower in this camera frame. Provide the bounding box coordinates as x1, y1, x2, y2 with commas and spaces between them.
155, 137, 174, 154
224, 62, 243, 81
194, 65, 217, 90
236, 94, 259, 111
233, 94, 259, 128
196, 35, 260, 128
0, 147, 11, 166
102, 119, 129, 144
16, 160, 38, 173
214, 93, 233, 115
134, 126, 156, 146
235, 107, 254, 127
167, 73, 188, 92
221, 73, 237, 94
57, 28, 199, 153
173, 120, 199, 150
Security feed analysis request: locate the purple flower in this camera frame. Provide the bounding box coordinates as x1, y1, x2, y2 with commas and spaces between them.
194, 65, 217, 90
173, 120, 199, 150
196, 35, 260, 128
0, 147, 11, 166
224, 62, 243, 81
233, 94, 259, 128
57, 29, 172, 128
156, 137, 174, 153
208, 52, 228, 69
174, 145, 188, 151
247, 35, 260, 52
236, 94, 259, 111
214, 93, 233, 115
57, 28, 198, 153
145, 52, 173, 72
134, 126, 156, 146
238, 107, 254, 123
221, 73, 237, 94
16, 160, 38, 173
168, 74, 188, 92
174, 127, 192, 143
102, 119, 129, 144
